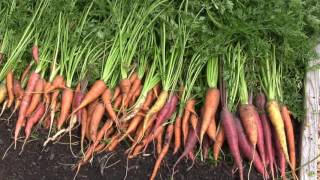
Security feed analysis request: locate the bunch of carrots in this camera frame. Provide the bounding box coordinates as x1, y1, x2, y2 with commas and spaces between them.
0, 0, 306, 180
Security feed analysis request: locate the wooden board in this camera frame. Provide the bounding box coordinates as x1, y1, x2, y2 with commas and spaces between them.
299, 44, 320, 180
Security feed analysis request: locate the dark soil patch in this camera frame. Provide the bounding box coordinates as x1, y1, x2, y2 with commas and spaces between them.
0, 110, 262, 180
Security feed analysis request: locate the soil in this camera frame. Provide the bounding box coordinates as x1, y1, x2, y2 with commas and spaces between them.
0, 110, 263, 180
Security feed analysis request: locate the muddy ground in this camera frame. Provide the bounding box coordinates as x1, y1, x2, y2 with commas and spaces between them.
0, 110, 269, 180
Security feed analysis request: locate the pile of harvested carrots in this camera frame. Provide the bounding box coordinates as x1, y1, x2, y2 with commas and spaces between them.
0, 0, 318, 180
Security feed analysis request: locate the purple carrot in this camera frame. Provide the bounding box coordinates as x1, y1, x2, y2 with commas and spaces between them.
273, 128, 286, 180
255, 92, 275, 179
72, 90, 84, 123
173, 122, 200, 169
221, 107, 243, 180
234, 117, 267, 177
254, 110, 266, 166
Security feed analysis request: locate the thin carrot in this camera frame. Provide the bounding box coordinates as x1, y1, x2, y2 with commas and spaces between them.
213, 125, 224, 160
281, 105, 296, 172
150, 124, 174, 180
156, 126, 163, 155
20, 63, 32, 83
182, 99, 196, 145
173, 116, 182, 154
112, 86, 120, 101
119, 78, 131, 106
6, 70, 14, 108
25, 102, 45, 140
14, 72, 40, 148
80, 108, 87, 152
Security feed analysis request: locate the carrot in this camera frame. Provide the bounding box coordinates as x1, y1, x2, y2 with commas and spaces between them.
25, 102, 45, 140
76, 120, 113, 167
202, 136, 210, 160
129, 72, 138, 83
80, 108, 88, 152
234, 117, 266, 177
255, 92, 275, 178
0, 83, 7, 104
56, 88, 74, 130
200, 88, 220, 144
173, 116, 182, 154
32, 45, 39, 64
13, 79, 24, 99
112, 86, 120, 101
6, 70, 14, 108
156, 126, 163, 155
141, 91, 154, 111
266, 100, 289, 162
107, 133, 122, 151
190, 113, 198, 132
150, 124, 174, 180
206, 115, 217, 141
26, 78, 45, 117
114, 94, 122, 109
129, 85, 142, 107
126, 78, 141, 105
182, 99, 196, 145
173, 123, 200, 169
119, 114, 144, 142
102, 88, 117, 120
85, 101, 99, 140
73, 80, 106, 113
89, 102, 105, 142
253, 109, 266, 166
72, 84, 84, 123
119, 78, 131, 105
44, 81, 51, 106
14, 72, 40, 148
142, 91, 168, 137
20, 63, 32, 83
213, 126, 224, 160
281, 105, 296, 172
274, 129, 286, 180
239, 104, 258, 147
221, 108, 243, 180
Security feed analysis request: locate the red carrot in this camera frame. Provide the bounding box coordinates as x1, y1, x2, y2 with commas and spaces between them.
221, 108, 243, 180
274, 128, 286, 180
234, 117, 266, 177
14, 72, 40, 148
25, 102, 45, 140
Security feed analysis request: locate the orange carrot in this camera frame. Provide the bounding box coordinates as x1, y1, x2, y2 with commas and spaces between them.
213, 126, 224, 160
119, 78, 131, 105
119, 114, 144, 141
200, 88, 220, 144
26, 78, 45, 117
44, 81, 51, 106
239, 104, 258, 147
126, 77, 141, 105
129, 72, 138, 83
6, 70, 14, 108
207, 114, 217, 141
173, 116, 182, 154
102, 88, 117, 120
112, 86, 120, 101
81, 108, 88, 151
281, 105, 296, 172
182, 99, 196, 145
150, 124, 174, 180
47, 75, 65, 92
89, 102, 105, 142
56, 88, 74, 130
190, 113, 198, 132
156, 126, 163, 155
141, 91, 154, 111
20, 64, 32, 83
32, 45, 39, 64
73, 80, 106, 113
129, 85, 142, 107
114, 94, 122, 109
